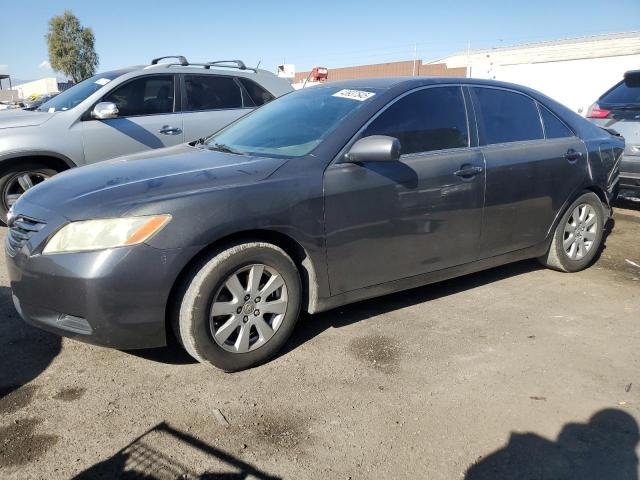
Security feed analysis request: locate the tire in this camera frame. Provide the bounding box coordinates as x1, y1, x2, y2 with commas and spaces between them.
172, 241, 302, 371
0, 163, 58, 225
538, 192, 606, 272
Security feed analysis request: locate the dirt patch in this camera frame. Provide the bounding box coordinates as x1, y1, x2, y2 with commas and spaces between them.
0, 384, 38, 415
349, 334, 400, 372
53, 387, 86, 402
234, 412, 308, 453
0, 418, 59, 467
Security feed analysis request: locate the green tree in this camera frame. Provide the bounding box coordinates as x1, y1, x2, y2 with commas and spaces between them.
46, 10, 98, 83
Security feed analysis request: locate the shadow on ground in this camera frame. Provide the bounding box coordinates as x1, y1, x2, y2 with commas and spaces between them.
465, 408, 639, 480
0, 286, 61, 401
73, 422, 280, 479
283, 258, 542, 356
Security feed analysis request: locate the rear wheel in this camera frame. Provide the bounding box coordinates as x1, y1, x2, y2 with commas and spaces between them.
0, 164, 57, 224
172, 241, 302, 371
538, 192, 606, 272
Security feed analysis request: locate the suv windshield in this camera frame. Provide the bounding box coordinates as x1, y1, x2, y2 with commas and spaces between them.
204, 85, 380, 158
600, 79, 640, 106
37, 71, 124, 112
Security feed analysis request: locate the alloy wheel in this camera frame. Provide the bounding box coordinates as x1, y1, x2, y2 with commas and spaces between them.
2, 171, 51, 210
210, 264, 288, 353
563, 203, 598, 260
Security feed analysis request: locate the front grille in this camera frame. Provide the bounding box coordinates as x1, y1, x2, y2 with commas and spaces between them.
6, 216, 46, 255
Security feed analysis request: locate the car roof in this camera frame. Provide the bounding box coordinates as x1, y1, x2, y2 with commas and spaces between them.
326, 76, 540, 92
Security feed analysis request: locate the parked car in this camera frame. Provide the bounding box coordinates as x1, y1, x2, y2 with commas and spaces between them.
0, 56, 292, 222
586, 69, 639, 191
21, 92, 59, 111
6, 78, 623, 371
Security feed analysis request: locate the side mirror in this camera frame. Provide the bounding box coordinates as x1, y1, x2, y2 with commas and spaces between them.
345, 135, 401, 163
92, 102, 119, 120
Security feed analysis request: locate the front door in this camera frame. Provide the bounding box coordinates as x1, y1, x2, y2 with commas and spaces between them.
323, 86, 485, 294
82, 74, 184, 164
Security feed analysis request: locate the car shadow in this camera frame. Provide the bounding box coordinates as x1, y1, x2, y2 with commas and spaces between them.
281, 258, 543, 357
464, 408, 639, 479
73, 421, 280, 479
0, 286, 61, 400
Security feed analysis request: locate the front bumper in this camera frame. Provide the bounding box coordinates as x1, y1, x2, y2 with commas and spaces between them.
620, 154, 640, 190
5, 201, 199, 349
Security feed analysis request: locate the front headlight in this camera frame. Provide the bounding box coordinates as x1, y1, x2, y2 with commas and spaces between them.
43, 215, 171, 254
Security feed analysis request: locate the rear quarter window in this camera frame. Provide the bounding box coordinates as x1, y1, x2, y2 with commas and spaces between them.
539, 105, 573, 139
238, 77, 275, 107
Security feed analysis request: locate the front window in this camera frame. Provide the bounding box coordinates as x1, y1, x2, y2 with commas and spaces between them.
103, 75, 174, 116
204, 86, 380, 158
37, 71, 123, 112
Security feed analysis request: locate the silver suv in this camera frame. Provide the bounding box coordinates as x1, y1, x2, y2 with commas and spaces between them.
0, 56, 292, 222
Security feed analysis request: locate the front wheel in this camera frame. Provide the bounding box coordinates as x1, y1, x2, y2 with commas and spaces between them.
0, 164, 57, 224
538, 192, 606, 272
172, 241, 302, 371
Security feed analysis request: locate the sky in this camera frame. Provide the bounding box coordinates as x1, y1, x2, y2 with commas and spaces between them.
0, 0, 639, 83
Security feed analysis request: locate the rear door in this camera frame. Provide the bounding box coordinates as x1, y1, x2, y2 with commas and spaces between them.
323, 86, 485, 294
180, 74, 254, 141
82, 74, 184, 163
471, 86, 587, 258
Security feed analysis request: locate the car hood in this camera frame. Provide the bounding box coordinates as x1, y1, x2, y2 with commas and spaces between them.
18, 144, 288, 221
0, 109, 54, 129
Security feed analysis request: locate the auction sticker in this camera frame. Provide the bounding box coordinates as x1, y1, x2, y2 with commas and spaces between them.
332, 89, 375, 101
94, 78, 111, 86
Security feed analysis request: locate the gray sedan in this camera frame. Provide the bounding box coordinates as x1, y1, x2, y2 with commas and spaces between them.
5, 77, 623, 371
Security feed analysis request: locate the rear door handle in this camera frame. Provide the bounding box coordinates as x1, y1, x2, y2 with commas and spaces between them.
565, 149, 583, 162
159, 126, 182, 135
454, 165, 484, 177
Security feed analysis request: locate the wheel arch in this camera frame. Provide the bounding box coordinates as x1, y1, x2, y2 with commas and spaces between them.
165, 229, 322, 341
546, 185, 610, 240
0, 151, 76, 174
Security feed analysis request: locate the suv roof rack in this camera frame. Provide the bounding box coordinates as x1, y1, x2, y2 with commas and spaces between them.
148, 56, 257, 72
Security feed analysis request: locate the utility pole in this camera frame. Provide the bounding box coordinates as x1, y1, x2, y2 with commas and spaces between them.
466, 40, 471, 78
412, 43, 417, 76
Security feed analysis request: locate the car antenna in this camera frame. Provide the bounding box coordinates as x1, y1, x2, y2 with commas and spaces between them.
255, 60, 261, 70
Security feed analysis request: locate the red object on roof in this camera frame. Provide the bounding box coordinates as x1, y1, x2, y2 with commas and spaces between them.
312, 67, 329, 81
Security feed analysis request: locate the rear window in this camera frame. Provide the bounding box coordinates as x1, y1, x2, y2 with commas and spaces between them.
472, 87, 543, 145
184, 75, 243, 111
600, 81, 640, 105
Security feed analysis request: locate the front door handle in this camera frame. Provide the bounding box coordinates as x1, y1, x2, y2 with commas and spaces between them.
454, 165, 484, 178
565, 149, 583, 162
159, 125, 182, 135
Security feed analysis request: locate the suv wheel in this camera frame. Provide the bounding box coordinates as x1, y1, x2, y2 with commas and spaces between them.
538, 192, 606, 272
173, 241, 302, 371
0, 164, 57, 224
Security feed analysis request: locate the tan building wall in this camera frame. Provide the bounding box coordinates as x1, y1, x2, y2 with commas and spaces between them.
294, 60, 466, 84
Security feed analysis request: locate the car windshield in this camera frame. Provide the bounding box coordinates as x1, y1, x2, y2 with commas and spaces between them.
36, 71, 123, 112
204, 85, 380, 158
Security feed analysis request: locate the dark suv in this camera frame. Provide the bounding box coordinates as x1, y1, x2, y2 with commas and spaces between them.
587, 69, 640, 190
6, 77, 623, 371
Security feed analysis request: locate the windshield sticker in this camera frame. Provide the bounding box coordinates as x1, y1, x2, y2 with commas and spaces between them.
94, 78, 111, 86
332, 89, 376, 101
48, 107, 55, 113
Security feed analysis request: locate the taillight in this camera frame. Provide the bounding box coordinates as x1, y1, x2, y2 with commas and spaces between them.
587, 103, 611, 118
